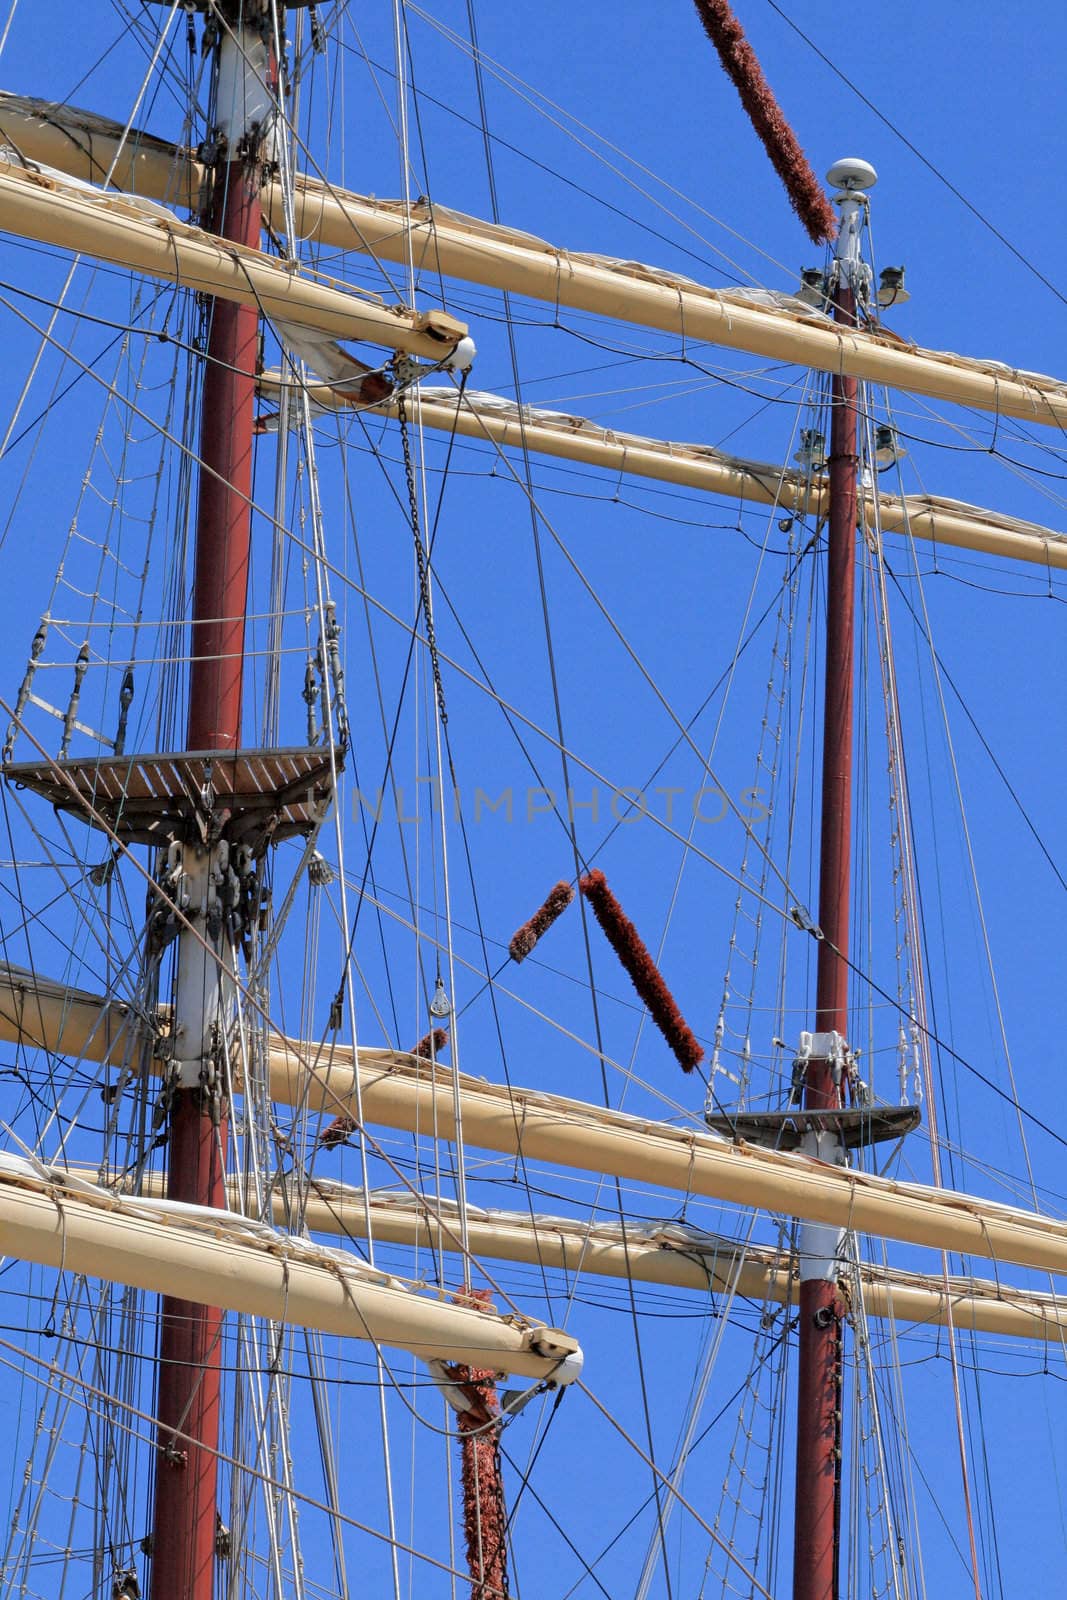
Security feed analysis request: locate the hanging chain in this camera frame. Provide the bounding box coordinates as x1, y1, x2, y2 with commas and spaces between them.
396, 382, 448, 729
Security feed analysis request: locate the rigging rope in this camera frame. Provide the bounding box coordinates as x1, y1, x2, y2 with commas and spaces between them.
396, 381, 449, 732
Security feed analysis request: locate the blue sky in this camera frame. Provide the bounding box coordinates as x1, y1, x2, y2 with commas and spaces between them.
0, 2, 1066, 1595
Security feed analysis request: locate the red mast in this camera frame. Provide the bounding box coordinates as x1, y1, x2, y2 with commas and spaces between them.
792, 158, 876, 1600
451, 1290, 510, 1600
149, 6, 273, 1595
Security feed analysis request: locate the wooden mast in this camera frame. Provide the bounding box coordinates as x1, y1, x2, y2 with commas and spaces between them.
149, 5, 272, 1595
792, 159, 873, 1600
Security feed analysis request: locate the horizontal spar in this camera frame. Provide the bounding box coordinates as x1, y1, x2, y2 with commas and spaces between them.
306, 1187, 1067, 1345
287, 1050, 1067, 1280
112, 1171, 1067, 1345
7, 965, 1067, 1281
278, 377, 1067, 572
2, 91, 1065, 427
0, 154, 466, 359
284, 200, 1067, 429
0, 1154, 581, 1381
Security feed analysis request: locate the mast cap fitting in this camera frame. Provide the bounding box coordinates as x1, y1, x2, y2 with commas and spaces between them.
826, 157, 878, 193
444, 335, 477, 372
546, 1346, 584, 1387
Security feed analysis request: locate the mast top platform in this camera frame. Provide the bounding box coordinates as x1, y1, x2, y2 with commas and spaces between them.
143, 1, 317, 8
704, 1103, 920, 1152
4, 747, 337, 851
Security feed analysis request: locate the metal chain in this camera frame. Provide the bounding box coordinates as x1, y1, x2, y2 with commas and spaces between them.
396, 383, 448, 729
490, 1429, 511, 1600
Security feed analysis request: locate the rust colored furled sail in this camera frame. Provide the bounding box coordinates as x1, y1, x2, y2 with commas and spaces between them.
691, 0, 836, 244
449, 1289, 510, 1600
412, 1026, 450, 1061
319, 1028, 449, 1147
508, 880, 575, 962
318, 1111, 357, 1151
579, 870, 705, 1072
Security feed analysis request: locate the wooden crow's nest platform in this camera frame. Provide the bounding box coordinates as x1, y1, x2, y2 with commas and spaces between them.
5, 747, 337, 851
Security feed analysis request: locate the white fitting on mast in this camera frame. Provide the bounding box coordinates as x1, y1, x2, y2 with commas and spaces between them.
216, 24, 274, 155
171, 841, 236, 1088
827, 156, 877, 283
797, 1129, 848, 1283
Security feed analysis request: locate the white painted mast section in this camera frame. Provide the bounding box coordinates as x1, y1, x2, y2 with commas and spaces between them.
796, 1053, 849, 1285
828, 156, 873, 289
215, 23, 275, 157
168, 839, 238, 1088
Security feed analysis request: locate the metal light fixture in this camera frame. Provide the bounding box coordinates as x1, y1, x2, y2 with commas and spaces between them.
876, 265, 909, 308
794, 428, 827, 471
874, 424, 906, 469
796, 267, 829, 309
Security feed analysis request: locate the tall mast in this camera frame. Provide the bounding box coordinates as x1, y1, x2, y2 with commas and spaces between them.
792, 157, 877, 1600
150, 6, 273, 1596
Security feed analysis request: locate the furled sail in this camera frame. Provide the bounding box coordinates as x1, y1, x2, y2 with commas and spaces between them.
3, 90, 1065, 426
105, 1172, 1067, 1345
5, 965, 1067, 1278
0, 148, 467, 357
259, 366, 1067, 571
0, 1152, 582, 1381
